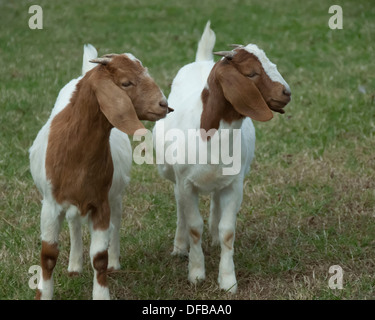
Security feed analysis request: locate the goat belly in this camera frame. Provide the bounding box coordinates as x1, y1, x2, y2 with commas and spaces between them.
185, 165, 238, 194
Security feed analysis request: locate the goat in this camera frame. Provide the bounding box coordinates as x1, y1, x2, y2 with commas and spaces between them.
153, 22, 291, 293
29, 44, 172, 300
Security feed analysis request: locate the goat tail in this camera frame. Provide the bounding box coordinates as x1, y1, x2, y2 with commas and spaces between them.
195, 21, 216, 62
82, 44, 98, 75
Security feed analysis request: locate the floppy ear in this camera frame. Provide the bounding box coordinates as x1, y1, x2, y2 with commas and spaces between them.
92, 78, 146, 135
217, 64, 273, 122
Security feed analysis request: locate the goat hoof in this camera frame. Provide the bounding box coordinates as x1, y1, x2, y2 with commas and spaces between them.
108, 261, 121, 271
92, 286, 110, 300
171, 246, 189, 257
188, 268, 206, 284
218, 274, 237, 294
67, 265, 82, 276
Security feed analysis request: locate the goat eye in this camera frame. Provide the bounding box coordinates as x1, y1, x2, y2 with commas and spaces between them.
122, 81, 133, 87
248, 72, 258, 78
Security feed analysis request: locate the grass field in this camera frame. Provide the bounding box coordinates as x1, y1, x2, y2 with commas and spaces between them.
0, 0, 374, 300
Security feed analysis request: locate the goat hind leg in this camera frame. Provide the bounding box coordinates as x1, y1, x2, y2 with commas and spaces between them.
108, 195, 122, 271
172, 184, 189, 256
178, 183, 205, 283
67, 206, 83, 275
209, 191, 221, 246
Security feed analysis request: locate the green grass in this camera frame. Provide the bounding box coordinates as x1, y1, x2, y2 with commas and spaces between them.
1, 0, 374, 300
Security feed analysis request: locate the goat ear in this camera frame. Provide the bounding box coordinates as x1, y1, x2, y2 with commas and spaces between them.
217, 64, 273, 122
93, 78, 146, 135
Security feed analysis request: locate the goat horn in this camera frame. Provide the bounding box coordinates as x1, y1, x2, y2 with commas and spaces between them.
101, 53, 118, 58
228, 44, 244, 49
89, 57, 112, 65
213, 51, 236, 59
90, 53, 120, 65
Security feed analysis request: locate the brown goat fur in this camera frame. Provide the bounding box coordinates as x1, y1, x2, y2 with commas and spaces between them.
200, 49, 290, 134
45, 54, 168, 228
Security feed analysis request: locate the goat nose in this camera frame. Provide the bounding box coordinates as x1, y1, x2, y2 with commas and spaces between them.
159, 99, 174, 113
159, 100, 168, 108
283, 88, 291, 96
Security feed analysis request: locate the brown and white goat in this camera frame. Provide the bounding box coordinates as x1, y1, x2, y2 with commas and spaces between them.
29, 45, 171, 299
153, 22, 291, 293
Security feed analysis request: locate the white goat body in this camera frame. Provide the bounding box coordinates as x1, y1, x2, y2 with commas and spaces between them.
153, 22, 291, 293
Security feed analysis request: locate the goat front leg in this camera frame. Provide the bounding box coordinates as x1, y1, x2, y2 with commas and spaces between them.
89, 203, 111, 300
217, 183, 243, 293
37, 200, 64, 300
175, 179, 205, 283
